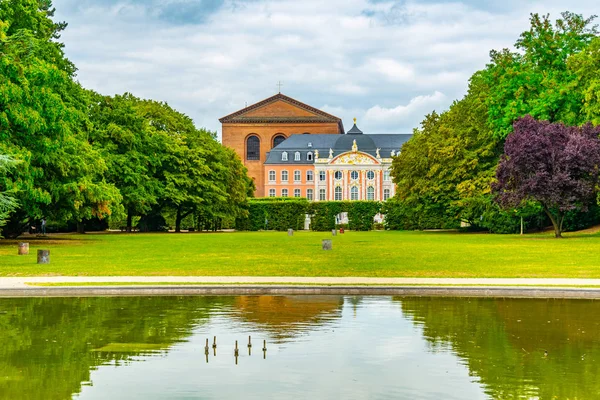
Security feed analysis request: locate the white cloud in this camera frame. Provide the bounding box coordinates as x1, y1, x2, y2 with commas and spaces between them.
52, 0, 600, 137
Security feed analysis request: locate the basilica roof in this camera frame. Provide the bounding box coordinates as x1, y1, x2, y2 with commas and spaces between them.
264, 122, 412, 164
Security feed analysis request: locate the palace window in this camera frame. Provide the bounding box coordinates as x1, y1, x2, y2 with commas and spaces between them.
268, 170, 276, 182
294, 152, 301, 161
319, 171, 326, 181
307, 152, 313, 161
367, 171, 375, 180
350, 171, 359, 180
351, 186, 359, 201
294, 189, 301, 197
281, 170, 288, 182
307, 189, 314, 201
282, 189, 288, 197
269, 189, 276, 197
294, 170, 301, 182
273, 134, 286, 148
367, 186, 375, 200
384, 170, 391, 181
383, 188, 390, 201
306, 170, 314, 182
334, 186, 342, 201
246, 135, 260, 160
319, 189, 326, 201
334, 171, 342, 180
282, 152, 288, 161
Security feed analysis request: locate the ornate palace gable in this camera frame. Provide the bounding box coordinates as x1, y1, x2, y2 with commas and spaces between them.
330, 151, 380, 165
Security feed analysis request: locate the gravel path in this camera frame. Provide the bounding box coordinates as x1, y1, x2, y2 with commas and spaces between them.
1, 276, 600, 288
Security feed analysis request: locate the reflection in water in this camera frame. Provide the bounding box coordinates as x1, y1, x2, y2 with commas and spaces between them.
0, 296, 598, 399
398, 297, 600, 400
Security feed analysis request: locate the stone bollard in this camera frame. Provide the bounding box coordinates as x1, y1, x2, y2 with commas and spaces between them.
18, 242, 29, 255
37, 250, 50, 264
288, 229, 293, 236
331, 229, 337, 236
322, 239, 332, 250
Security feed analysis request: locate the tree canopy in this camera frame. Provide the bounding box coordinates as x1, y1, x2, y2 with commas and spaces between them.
390, 11, 600, 234
493, 116, 600, 238
0, 0, 251, 237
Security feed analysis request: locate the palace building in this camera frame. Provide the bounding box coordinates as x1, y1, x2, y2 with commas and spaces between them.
220, 93, 412, 200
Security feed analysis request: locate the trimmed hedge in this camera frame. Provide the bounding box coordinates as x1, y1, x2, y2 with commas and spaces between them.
236, 199, 383, 231
235, 198, 309, 231
308, 201, 382, 231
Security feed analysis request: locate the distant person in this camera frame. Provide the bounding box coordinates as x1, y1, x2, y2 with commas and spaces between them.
41, 218, 46, 235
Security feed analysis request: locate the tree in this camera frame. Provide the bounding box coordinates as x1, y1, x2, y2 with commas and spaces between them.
568, 36, 600, 125
0, 154, 19, 235
0, 1, 121, 237
390, 72, 503, 230
484, 12, 598, 139
493, 116, 600, 238
88, 92, 164, 232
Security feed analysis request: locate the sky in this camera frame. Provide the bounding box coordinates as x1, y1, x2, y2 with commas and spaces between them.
52, 0, 599, 138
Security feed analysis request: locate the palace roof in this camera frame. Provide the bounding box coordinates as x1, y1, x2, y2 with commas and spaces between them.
264, 123, 412, 164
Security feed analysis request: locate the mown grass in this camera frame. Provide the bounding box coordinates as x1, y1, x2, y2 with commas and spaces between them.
1, 230, 599, 278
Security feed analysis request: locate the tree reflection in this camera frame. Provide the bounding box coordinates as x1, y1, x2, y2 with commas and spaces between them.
396, 297, 600, 399
0, 296, 234, 400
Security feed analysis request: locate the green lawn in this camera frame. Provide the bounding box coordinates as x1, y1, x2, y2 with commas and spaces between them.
0, 230, 599, 278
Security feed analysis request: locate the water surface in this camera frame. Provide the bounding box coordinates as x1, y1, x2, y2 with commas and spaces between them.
0, 296, 598, 399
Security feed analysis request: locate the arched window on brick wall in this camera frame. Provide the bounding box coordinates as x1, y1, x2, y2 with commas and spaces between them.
246, 135, 260, 160
273, 134, 286, 148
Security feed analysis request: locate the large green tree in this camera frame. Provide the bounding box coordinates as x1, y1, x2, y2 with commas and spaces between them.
88, 93, 164, 232
389, 11, 600, 232
0, 10, 121, 237
485, 12, 598, 138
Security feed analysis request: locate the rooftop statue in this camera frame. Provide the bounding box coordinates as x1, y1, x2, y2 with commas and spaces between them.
314, 149, 319, 159
352, 139, 358, 152
376, 148, 381, 158
329, 148, 333, 158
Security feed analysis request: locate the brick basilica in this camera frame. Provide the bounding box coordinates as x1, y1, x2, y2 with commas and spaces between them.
220, 93, 411, 201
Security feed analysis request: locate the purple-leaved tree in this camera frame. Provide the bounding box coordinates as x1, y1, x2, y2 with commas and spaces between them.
494, 116, 600, 238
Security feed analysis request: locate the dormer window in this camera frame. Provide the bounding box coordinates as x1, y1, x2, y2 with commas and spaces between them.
294, 152, 301, 161
308, 142, 312, 148
282, 152, 288, 161
307, 152, 313, 161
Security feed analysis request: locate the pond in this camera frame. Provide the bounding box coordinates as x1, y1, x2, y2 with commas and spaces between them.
0, 295, 598, 399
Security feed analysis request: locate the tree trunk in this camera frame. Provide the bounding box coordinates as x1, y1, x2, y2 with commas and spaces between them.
175, 206, 182, 233
543, 206, 563, 238
126, 209, 133, 233
77, 221, 85, 234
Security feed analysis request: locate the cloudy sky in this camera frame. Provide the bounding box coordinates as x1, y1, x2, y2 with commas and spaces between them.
52, 0, 598, 138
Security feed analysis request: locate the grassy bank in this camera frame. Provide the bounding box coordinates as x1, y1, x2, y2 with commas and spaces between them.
0, 230, 599, 278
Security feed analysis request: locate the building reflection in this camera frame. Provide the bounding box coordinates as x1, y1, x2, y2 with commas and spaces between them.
232, 295, 344, 342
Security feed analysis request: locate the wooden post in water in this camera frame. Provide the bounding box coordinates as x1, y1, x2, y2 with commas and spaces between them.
37, 249, 50, 264
18, 243, 29, 255
262, 340, 267, 360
